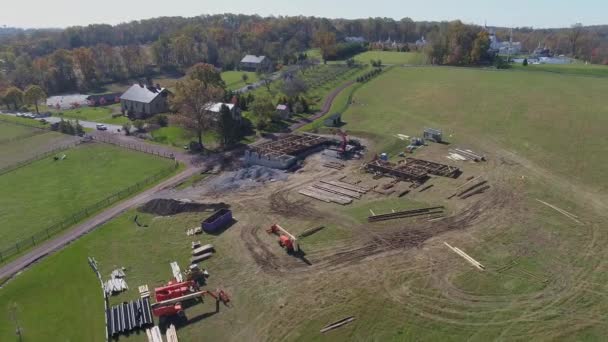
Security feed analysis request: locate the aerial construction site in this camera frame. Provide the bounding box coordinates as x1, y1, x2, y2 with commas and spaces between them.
77, 128, 534, 341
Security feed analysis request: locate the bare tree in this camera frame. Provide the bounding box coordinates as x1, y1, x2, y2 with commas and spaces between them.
569, 23, 584, 57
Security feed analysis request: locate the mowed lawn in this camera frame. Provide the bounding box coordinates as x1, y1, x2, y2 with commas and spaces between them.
221, 70, 259, 90
57, 106, 129, 125
0, 143, 174, 248
512, 62, 608, 78
0, 131, 79, 169
354, 51, 428, 65
343, 66, 608, 191
0, 121, 38, 140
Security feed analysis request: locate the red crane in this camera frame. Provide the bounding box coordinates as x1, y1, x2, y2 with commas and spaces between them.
334, 129, 348, 156
267, 224, 299, 253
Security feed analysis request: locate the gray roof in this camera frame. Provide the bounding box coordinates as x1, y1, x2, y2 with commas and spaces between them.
241, 55, 267, 64
120, 84, 167, 104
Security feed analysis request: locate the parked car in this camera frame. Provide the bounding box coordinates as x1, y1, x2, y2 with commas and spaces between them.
96, 124, 108, 131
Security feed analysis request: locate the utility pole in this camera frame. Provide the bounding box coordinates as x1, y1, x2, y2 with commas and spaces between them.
9, 302, 23, 342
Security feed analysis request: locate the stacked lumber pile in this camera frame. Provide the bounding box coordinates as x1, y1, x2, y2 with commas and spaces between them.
146, 326, 163, 342
323, 161, 345, 170
104, 268, 128, 295
166, 324, 179, 342
448, 148, 486, 162
368, 206, 445, 223
191, 244, 215, 264
138, 284, 150, 298
170, 262, 183, 282
298, 179, 370, 205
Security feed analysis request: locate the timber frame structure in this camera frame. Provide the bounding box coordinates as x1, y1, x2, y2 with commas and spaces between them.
251, 134, 330, 158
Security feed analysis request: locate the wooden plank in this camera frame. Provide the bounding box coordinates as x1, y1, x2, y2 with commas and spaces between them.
298, 189, 331, 203
192, 244, 214, 256
310, 188, 352, 204
313, 183, 361, 199
320, 316, 356, 333
321, 180, 368, 193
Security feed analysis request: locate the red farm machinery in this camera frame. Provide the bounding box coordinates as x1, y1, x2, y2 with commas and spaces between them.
151, 280, 230, 318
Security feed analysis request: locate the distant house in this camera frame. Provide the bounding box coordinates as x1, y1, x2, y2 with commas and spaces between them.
240, 55, 271, 72
276, 104, 290, 119
415, 36, 427, 48
206, 102, 242, 123
120, 83, 170, 118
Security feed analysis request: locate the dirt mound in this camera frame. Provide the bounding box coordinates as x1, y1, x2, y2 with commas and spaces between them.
138, 199, 228, 216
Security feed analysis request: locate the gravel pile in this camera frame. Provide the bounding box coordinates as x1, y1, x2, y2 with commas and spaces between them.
205, 165, 288, 193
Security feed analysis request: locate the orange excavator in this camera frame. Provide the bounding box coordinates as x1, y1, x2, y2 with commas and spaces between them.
151, 280, 230, 317
267, 224, 299, 253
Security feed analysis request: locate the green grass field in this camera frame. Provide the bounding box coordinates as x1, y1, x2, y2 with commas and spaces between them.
221, 71, 259, 90
342, 66, 608, 192
3, 64, 608, 341
354, 51, 428, 65
0, 130, 77, 169
0, 143, 174, 249
512, 62, 608, 77
0, 122, 38, 140
56, 106, 129, 125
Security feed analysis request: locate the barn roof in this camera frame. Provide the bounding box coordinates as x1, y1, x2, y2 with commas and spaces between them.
120, 84, 167, 104
241, 55, 267, 64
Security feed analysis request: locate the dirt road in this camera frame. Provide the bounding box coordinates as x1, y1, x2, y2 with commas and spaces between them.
289, 81, 354, 131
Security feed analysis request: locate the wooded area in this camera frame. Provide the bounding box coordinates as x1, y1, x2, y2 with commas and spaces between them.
1, 14, 607, 98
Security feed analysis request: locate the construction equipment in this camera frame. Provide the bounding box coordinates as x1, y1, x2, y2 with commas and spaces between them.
151, 289, 230, 317
267, 224, 299, 253
151, 279, 229, 317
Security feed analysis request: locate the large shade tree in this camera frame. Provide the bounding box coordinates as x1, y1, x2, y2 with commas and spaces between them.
24, 85, 47, 114
170, 78, 224, 149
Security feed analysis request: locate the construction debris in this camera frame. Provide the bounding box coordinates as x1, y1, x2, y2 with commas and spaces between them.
192, 244, 215, 256
319, 180, 370, 193
456, 180, 488, 198
170, 262, 183, 282
460, 185, 490, 199
146, 326, 163, 342
368, 207, 445, 223
105, 268, 128, 295
398, 190, 410, 197
536, 199, 581, 224
191, 252, 214, 264
299, 226, 325, 238
418, 184, 434, 193
405, 158, 460, 178
166, 324, 179, 342
313, 183, 362, 199
444, 242, 485, 270
107, 297, 153, 337
449, 148, 486, 162
246, 133, 330, 169
138, 284, 150, 298
299, 187, 353, 205
323, 161, 345, 170
186, 226, 203, 236
320, 316, 356, 333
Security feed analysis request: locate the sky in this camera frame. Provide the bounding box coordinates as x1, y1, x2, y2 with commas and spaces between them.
0, 0, 605, 29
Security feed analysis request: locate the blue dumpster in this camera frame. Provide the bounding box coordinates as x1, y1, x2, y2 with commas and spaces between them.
202, 209, 232, 233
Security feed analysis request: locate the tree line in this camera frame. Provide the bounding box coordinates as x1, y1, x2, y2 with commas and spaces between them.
1, 15, 607, 99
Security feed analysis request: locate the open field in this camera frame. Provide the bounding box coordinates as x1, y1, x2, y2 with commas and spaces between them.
221, 71, 259, 90
0, 122, 39, 141
0, 143, 175, 249
0, 130, 79, 169
56, 106, 130, 125
342, 66, 608, 192
2, 65, 608, 341
512, 62, 608, 77
354, 51, 428, 65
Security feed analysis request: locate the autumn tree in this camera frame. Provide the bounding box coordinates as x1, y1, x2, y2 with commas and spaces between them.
250, 93, 275, 128
314, 31, 337, 63
3, 86, 24, 110
187, 63, 225, 89
72, 47, 98, 89
170, 78, 224, 149
470, 31, 491, 64
24, 85, 47, 114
